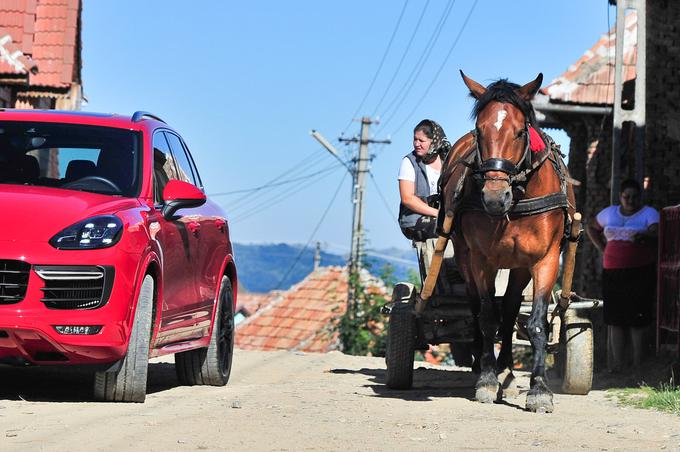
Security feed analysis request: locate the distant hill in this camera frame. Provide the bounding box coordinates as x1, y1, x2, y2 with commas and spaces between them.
233, 243, 418, 293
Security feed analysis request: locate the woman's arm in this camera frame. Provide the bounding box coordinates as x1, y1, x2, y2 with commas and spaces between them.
634, 222, 659, 244
399, 179, 438, 217
585, 219, 606, 253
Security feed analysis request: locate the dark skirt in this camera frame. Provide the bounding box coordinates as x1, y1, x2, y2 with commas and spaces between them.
602, 264, 656, 327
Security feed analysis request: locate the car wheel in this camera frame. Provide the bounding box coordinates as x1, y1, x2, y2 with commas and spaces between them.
93, 274, 154, 402
175, 276, 234, 386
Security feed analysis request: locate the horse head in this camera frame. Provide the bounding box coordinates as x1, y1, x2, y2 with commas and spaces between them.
460, 71, 543, 216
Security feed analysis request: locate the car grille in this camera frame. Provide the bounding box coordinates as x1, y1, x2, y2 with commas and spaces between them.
0, 260, 31, 304
35, 266, 114, 310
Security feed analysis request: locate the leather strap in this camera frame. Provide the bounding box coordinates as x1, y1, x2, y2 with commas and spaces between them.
510, 192, 569, 216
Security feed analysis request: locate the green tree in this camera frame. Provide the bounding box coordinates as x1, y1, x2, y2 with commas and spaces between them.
335, 263, 395, 356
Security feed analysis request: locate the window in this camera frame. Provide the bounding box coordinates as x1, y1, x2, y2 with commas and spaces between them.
0, 122, 141, 196
164, 132, 196, 186
152, 131, 179, 203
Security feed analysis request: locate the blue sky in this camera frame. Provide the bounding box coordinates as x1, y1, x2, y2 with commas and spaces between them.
81, 1, 616, 255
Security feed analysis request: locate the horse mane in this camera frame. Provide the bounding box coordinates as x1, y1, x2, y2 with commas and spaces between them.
471, 79, 537, 126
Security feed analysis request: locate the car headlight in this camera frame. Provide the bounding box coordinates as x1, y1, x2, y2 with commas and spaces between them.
49, 215, 123, 250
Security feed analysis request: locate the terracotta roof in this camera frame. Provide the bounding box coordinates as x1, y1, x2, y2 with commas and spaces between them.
236, 266, 350, 353
237, 291, 282, 317
0, 0, 80, 88
540, 11, 637, 105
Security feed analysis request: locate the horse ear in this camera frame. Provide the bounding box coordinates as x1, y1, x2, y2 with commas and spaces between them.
460, 70, 486, 99
517, 73, 543, 100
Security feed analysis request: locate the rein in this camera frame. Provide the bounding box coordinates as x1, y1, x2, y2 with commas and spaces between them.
458, 125, 570, 218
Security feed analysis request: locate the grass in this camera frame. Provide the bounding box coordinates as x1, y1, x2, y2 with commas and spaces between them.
609, 383, 680, 416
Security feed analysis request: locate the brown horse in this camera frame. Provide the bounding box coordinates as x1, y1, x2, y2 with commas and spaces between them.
440, 72, 575, 412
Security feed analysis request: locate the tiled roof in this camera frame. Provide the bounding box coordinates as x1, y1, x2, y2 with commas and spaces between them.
541, 11, 637, 105
237, 291, 282, 317
236, 266, 350, 353
0, 0, 80, 88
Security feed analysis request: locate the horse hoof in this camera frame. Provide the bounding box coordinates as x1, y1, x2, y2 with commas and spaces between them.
475, 385, 498, 403
526, 392, 554, 413
498, 369, 519, 398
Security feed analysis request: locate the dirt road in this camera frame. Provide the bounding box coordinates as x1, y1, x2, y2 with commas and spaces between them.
0, 349, 678, 451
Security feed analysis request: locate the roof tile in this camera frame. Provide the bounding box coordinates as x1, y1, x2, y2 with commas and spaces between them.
541, 11, 637, 105
235, 266, 386, 353
0, 0, 80, 88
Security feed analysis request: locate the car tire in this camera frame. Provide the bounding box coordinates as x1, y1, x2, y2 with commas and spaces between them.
93, 274, 154, 402
175, 276, 234, 386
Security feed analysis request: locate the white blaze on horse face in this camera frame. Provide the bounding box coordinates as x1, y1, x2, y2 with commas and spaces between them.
494, 109, 507, 131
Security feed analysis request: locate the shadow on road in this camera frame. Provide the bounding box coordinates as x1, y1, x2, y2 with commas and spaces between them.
330, 365, 479, 401
0, 362, 180, 402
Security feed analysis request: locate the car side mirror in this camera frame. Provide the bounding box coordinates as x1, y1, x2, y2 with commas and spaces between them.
161, 180, 206, 220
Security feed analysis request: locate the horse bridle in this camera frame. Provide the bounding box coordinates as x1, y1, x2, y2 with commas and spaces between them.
470, 122, 532, 185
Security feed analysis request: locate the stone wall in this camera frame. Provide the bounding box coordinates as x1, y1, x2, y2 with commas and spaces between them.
647, 1, 680, 208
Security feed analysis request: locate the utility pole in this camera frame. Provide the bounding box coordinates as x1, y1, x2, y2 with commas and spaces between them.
310, 118, 390, 314
611, 0, 646, 204
339, 117, 391, 276
313, 241, 321, 271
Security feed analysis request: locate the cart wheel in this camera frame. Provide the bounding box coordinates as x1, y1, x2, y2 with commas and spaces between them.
386, 305, 416, 389
559, 308, 593, 395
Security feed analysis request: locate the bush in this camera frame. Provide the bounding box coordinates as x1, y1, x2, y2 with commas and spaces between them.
335, 264, 395, 356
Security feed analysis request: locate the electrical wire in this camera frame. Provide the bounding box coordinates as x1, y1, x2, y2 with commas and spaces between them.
376, 0, 455, 132
368, 170, 397, 222
370, 0, 429, 118
209, 161, 341, 197
389, 0, 479, 137
274, 172, 349, 289
226, 153, 330, 212
229, 165, 345, 223
341, 1, 409, 136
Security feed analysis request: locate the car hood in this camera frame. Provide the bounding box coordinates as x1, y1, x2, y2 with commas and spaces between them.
0, 185, 141, 242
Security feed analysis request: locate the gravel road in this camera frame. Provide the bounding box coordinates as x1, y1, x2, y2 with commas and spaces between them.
0, 349, 678, 451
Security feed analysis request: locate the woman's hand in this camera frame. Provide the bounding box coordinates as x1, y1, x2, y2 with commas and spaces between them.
585, 220, 606, 253
399, 180, 438, 217
633, 223, 658, 244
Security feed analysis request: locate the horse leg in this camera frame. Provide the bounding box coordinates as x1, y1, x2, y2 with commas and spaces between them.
526, 250, 560, 413
468, 257, 500, 403
497, 268, 531, 399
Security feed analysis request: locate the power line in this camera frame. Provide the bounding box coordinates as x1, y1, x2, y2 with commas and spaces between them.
368, 170, 397, 222
226, 153, 330, 212
389, 0, 479, 137
370, 0, 429, 117
275, 172, 349, 289
209, 162, 341, 197
341, 1, 410, 136
376, 0, 456, 132
230, 165, 344, 223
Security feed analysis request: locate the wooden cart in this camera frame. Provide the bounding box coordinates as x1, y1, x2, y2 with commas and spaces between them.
383, 213, 599, 395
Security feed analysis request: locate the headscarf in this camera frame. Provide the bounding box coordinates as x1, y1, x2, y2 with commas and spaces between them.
415, 119, 451, 163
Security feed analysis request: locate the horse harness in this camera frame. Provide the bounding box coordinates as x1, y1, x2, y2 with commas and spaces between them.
456, 124, 572, 218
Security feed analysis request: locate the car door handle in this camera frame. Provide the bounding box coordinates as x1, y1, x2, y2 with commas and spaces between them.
187, 221, 201, 235
215, 218, 226, 232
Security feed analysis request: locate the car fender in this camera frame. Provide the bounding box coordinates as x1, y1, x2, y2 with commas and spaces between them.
207, 254, 237, 336
126, 247, 162, 348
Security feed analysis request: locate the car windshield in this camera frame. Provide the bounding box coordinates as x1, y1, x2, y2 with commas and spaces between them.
0, 121, 142, 197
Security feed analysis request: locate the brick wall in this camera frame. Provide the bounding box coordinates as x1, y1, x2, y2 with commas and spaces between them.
647, 1, 680, 208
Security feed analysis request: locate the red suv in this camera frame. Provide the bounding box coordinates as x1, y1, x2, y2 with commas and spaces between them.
0, 109, 237, 402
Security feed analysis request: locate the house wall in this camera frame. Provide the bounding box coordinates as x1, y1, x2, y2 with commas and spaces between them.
646, 1, 680, 207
